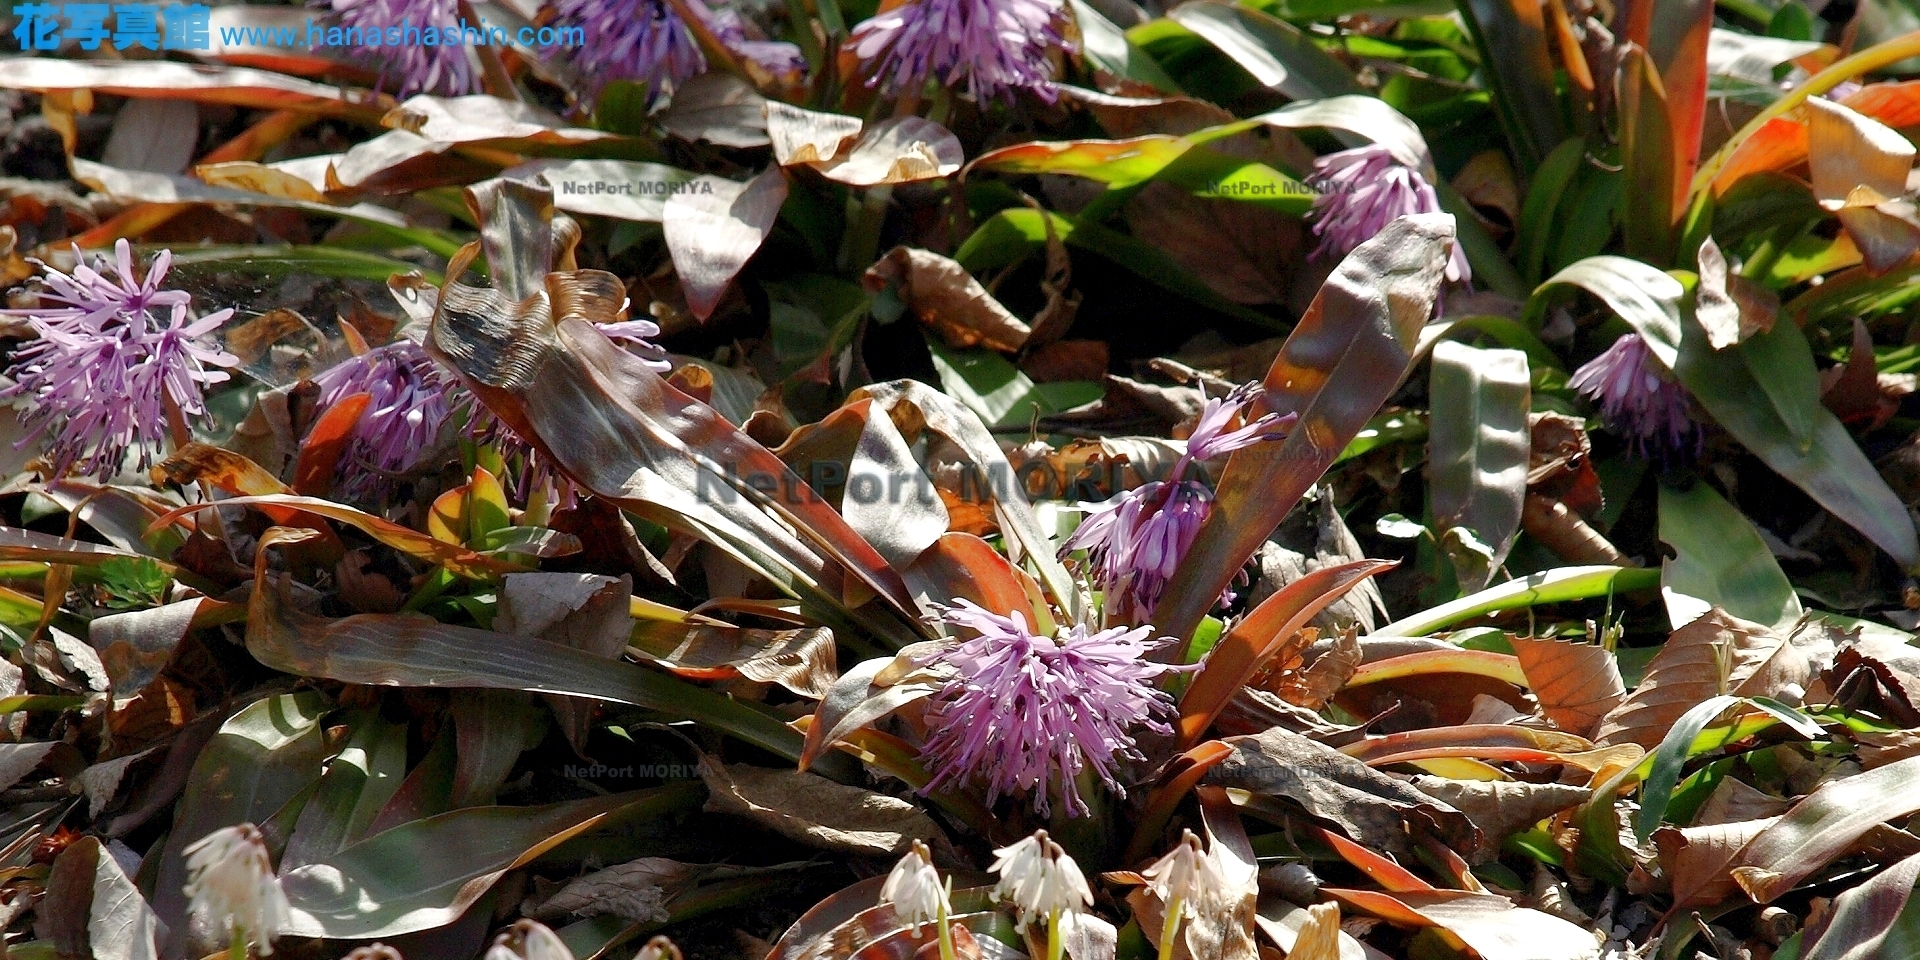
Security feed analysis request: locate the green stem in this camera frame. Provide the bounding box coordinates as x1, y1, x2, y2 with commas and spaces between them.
229, 925, 247, 960
1157, 897, 1184, 960
937, 880, 958, 960
1047, 909, 1065, 960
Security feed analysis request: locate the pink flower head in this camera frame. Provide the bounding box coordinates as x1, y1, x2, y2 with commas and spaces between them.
849, 0, 1065, 103
1307, 143, 1470, 285
316, 0, 480, 96
1185, 381, 1293, 461
1569, 332, 1699, 462
2, 240, 236, 480
548, 0, 707, 106
1060, 382, 1286, 621
311, 340, 457, 500
917, 600, 1186, 817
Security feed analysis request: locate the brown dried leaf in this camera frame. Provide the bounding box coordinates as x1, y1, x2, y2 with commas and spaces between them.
1654, 817, 1781, 908
495, 573, 632, 754
699, 761, 942, 856
1409, 777, 1592, 862
665, 168, 789, 320
631, 622, 837, 698
524, 857, 700, 924
813, 117, 963, 186
1508, 637, 1627, 738
1202, 726, 1478, 859
1595, 608, 1812, 750
766, 102, 863, 166
1271, 626, 1359, 711
1123, 181, 1302, 305
864, 246, 1031, 353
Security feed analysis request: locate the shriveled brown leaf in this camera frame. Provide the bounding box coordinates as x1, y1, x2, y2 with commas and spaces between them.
1508, 637, 1626, 738
632, 622, 836, 698
495, 573, 632, 754
1409, 777, 1592, 863
812, 117, 963, 186
1202, 726, 1478, 859
1799, 847, 1920, 960
1654, 817, 1781, 908
1054, 86, 1238, 137
524, 857, 700, 925
1856, 729, 1920, 770
766, 102, 863, 166
699, 761, 942, 856
665, 168, 789, 320
657, 73, 771, 148
1728, 754, 1920, 902
1695, 777, 1791, 825
863, 247, 1031, 353
1123, 181, 1302, 305
1596, 608, 1813, 750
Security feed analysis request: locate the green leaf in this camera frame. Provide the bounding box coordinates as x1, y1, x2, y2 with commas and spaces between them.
280, 783, 702, 939
1069, 0, 1184, 91
926, 344, 1103, 430
1519, 138, 1589, 285
1527, 256, 1686, 366
166, 246, 443, 284
282, 710, 410, 870
1673, 299, 1920, 571
1454, 0, 1565, 168
1373, 565, 1662, 637
1657, 480, 1803, 631
151, 693, 332, 938
1428, 341, 1532, 592
1165, 1, 1365, 100
952, 207, 1284, 329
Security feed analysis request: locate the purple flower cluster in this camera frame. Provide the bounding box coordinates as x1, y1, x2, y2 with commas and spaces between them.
849, 0, 1065, 102
311, 339, 460, 501
918, 600, 1185, 817
550, 0, 706, 106
546, 0, 802, 108
316, 0, 479, 96
1, 240, 237, 481
1307, 143, 1471, 285
1568, 332, 1700, 462
1060, 383, 1289, 623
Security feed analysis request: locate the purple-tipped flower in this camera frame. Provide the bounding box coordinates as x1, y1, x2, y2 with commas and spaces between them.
849, 0, 1065, 103
1, 240, 236, 481
1060, 383, 1287, 622
317, 0, 479, 96
706, 4, 807, 84
917, 600, 1186, 817
1307, 143, 1470, 285
548, 0, 706, 106
1569, 332, 1699, 462
311, 340, 457, 501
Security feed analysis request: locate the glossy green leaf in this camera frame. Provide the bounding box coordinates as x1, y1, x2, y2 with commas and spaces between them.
150, 693, 332, 941
1165, 2, 1364, 100
1454, 0, 1564, 168
1673, 299, 1920, 571
1373, 565, 1662, 637
926, 344, 1104, 430
282, 710, 410, 870
1657, 480, 1803, 631
1620, 49, 1676, 264
1519, 138, 1590, 285
1068, 0, 1184, 91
